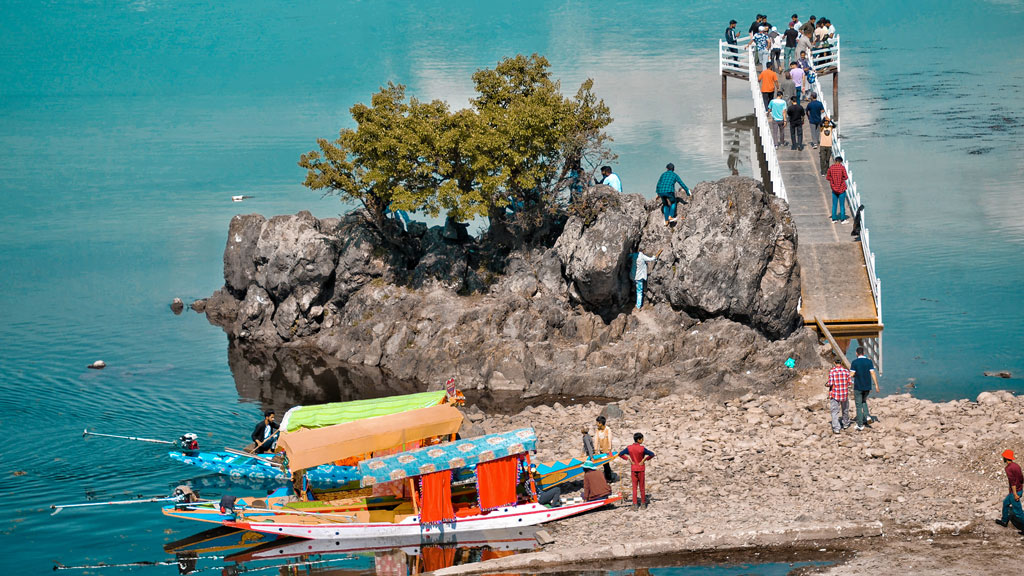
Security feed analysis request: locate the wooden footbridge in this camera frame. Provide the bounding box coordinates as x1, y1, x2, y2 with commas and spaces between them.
718, 36, 884, 368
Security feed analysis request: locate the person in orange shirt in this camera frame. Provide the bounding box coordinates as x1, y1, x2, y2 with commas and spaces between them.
758, 64, 778, 111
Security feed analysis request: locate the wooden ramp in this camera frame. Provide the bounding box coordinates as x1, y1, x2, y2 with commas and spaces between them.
777, 142, 881, 339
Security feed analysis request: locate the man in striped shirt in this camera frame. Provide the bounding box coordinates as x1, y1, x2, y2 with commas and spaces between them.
826, 358, 852, 434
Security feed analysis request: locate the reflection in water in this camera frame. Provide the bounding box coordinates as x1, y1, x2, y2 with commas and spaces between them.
228, 340, 615, 414
720, 111, 757, 179
228, 341, 423, 414
161, 526, 538, 575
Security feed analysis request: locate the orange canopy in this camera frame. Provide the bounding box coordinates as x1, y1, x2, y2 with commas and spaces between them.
277, 404, 464, 471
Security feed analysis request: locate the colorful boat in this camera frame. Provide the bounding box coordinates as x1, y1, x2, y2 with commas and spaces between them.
164, 427, 620, 540
533, 453, 617, 490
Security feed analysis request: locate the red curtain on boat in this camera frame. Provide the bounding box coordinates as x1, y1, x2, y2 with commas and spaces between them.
418, 471, 455, 526
476, 455, 519, 511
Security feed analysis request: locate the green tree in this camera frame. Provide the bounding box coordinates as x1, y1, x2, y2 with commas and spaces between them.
298, 83, 443, 235
300, 55, 614, 245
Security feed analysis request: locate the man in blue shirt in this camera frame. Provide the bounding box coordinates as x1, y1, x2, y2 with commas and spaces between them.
850, 346, 881, 430
768, 92, 788, 148
805, 93, 826, 148
655, 163, 690, 225
599, 166, 622, 192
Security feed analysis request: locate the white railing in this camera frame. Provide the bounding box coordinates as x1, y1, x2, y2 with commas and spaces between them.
807, 37, 881, 326
718, 38, 749, 78
810, 36, 840, 72
743, 46, 787, 202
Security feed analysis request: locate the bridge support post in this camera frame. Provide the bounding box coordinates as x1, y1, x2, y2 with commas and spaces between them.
832, 71, 839, 120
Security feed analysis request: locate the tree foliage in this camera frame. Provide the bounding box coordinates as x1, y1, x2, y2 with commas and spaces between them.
299, 54, 614, 243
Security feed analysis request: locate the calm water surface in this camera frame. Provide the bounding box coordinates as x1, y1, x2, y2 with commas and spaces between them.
2, 0, 1023, 572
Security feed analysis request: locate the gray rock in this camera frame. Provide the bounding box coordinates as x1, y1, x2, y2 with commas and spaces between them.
255, 211, 337, 306
555, 187, 648, 316
170, 297, 184, 314
601, 403, 624, 420
983, 371, 1012, 379
643, 177, 801, 339
223, 213, 267, 297
976, 391, 1001, 406
190, 299, 207, 313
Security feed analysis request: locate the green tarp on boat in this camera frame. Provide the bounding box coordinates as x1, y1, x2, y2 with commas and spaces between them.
281, 390, 449, 432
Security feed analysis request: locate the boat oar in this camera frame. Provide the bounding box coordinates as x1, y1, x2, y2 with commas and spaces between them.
51, 495, 215, 516
223, 447, 284, 469
82, 429, 174, 445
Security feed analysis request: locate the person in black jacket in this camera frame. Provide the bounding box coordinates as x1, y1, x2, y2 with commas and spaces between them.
785, 97, 806, 151
251, 410, 279, 454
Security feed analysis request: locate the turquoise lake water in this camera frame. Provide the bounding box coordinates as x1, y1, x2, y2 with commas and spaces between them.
2, 0, 1023, 573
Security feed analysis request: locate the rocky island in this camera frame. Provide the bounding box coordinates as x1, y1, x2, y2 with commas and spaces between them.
203, 176, 825, 400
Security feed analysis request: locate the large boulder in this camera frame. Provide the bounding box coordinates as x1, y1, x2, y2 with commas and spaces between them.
641, 177, 801, 339
331, 213, 402, 305
224, 213, 267, 297
554, 186, 648, 316
255, 211, 338, 310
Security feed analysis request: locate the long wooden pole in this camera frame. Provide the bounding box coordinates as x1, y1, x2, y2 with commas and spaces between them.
832, 71, 839, 121
408, 478, 419, 514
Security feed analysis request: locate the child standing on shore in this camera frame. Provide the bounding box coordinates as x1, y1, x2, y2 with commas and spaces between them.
619, 432, 655, 510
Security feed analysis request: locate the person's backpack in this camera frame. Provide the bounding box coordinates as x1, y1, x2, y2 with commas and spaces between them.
628, 253, 638, 281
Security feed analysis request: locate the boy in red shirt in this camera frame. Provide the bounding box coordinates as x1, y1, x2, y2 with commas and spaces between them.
618, 432, 655, 510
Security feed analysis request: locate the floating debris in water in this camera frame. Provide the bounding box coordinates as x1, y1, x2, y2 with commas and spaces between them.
87, 360, 106, 370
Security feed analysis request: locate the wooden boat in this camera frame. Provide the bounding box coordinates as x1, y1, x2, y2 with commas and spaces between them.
533, 453, 617, 490
164, 427, 620, 540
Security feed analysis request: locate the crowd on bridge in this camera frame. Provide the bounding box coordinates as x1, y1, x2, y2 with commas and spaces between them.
726, 12, 851, 223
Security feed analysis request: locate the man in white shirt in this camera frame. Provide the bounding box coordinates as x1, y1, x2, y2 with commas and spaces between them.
600, 165, 622, 192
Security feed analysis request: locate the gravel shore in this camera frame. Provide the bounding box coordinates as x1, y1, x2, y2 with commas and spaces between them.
449, 376, 1024, 574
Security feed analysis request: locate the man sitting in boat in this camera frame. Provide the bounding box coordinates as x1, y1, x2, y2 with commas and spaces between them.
582, 460, 612, 501
250, 410, 279, 454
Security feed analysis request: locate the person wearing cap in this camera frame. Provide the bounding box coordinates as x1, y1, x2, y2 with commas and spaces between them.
996, 449, 1023, 528
250, 409, 279, 454
747, 26, 771, 71
582, 459, 612, 502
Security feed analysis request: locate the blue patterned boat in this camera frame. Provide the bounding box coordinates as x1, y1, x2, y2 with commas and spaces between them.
168, 450, 359, 489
